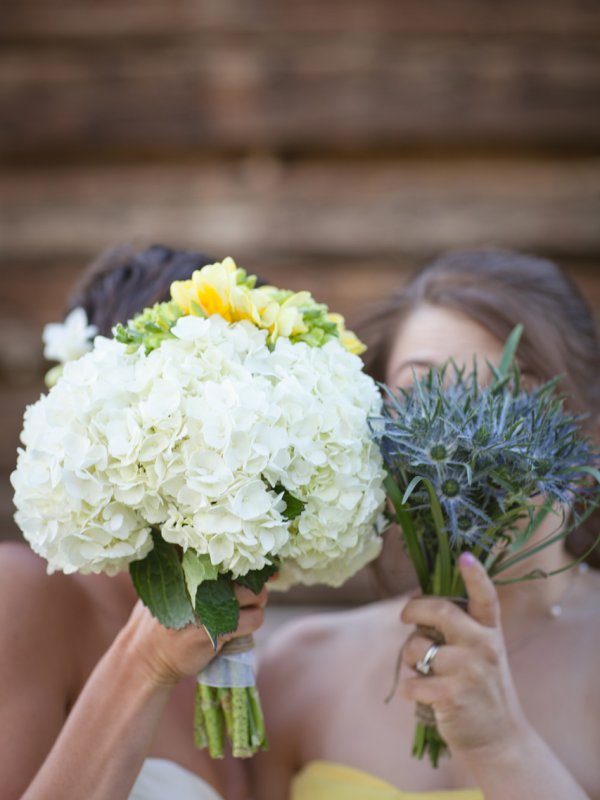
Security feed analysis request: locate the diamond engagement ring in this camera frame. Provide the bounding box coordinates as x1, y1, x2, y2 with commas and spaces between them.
415, 643, 440, 676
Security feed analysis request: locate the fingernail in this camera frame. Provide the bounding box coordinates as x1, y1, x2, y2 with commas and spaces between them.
459, 552, 476, 567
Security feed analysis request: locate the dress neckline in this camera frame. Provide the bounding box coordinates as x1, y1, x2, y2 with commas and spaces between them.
136, 758, 223, 799
295, 760, 483, 798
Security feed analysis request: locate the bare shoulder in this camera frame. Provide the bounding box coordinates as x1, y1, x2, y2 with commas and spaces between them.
0, 541, 82, 616
253, 596, 411, 788
259, 597, 409, 695
0, 542, 87, 675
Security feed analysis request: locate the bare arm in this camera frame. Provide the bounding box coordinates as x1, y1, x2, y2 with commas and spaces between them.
0, 547, 265, 800
401, 554, 592, 800
21, 605, 175, 800
461, 728, 592, 800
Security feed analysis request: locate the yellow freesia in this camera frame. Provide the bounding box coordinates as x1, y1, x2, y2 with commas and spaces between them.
168, 258, 366, 353
327, 313, 367, 355
170, 257, 260, 325
254, 288, 309, 340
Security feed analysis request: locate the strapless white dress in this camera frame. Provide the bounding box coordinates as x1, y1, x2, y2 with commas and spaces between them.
129, 758, 223, 799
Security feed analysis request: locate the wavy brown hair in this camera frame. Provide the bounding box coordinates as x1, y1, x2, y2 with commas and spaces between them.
358, 248, 600, 570
67, 243, 215, 337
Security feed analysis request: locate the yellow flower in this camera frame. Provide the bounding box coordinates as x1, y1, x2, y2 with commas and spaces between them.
170, 257, 260, 325
327, 313, 367, 355
254, 288, 309, 340
169, 257, 366, 353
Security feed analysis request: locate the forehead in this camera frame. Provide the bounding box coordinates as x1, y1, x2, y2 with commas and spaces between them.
386, 304, 505, 386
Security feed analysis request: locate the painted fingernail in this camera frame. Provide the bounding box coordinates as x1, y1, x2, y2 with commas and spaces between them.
459, 552, 477, 567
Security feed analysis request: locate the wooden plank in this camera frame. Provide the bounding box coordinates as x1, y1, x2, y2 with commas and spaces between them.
0, 259, 408, 337
2, 256, 600, 330
0, 386, 42, 472
2, 257, 599, 334
1, 159, 599, 264
0, 472, 21, 542
3, 0, 600, 40
1, 39, 599, 158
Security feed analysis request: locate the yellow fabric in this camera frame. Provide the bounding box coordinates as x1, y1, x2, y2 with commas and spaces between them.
291, 761, 483, 800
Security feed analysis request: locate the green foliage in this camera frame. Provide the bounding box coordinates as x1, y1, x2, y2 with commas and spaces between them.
115, 300, 184, 353
129, 531, 195, 629
274, 484, 306, 520
194, 576, 240, 647
235, 561, 280, 594
182, 550, 219, 605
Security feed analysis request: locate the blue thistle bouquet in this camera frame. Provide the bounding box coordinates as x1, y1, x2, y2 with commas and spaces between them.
370, 327, 600, 767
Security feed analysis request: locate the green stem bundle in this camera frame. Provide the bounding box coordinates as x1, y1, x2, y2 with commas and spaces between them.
194, 683, 268, 758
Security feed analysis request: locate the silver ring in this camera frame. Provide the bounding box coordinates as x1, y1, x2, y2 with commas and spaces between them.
415, 643, 440, 676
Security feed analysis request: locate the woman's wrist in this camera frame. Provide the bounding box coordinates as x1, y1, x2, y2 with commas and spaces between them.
457, 714, 534, 774
458, 716, 574, 794
110, 616, 181, 693
458, 720, 590, 800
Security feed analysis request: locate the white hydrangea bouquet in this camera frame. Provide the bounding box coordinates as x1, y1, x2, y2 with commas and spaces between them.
12, 258, 386, 758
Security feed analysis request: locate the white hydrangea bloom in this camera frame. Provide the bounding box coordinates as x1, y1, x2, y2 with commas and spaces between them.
12, 315, 385, 585
42, 307, 98, 363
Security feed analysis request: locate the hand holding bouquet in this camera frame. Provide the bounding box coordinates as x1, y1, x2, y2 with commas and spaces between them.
12, 258, 386, 759
370, 328, 600, 767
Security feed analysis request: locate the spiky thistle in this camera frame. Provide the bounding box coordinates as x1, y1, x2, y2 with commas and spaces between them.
371, 326, 600, 767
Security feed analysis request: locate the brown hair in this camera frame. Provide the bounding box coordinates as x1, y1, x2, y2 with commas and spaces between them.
358, 248, 600, 569
67, 243, 215, 336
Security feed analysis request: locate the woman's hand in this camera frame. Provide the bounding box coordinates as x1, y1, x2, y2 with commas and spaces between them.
400, 553, 527, 757
120, 584, 268, 688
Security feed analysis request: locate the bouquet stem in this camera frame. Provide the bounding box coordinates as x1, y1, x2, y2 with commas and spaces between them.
196, 683, 225, 758
412, 721, 448, 767
193, 636, 268, 759
411, 607, 466, 768
413, 705, 448, 767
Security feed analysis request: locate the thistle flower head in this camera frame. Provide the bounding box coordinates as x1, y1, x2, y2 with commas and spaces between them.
371, 361, 599, 552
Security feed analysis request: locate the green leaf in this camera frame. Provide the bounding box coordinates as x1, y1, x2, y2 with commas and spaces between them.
488, 499, 599, 578
579, 465, 600, 485
129, 530, 195, 630
421, 478, 453, 596
496, 324, 523, 380
182, 550, 219, 604
402, 475, 424, 505
384, 472, 429, 591
195, 576, 240, 647
274, 484, 306, 520
235, 561, 280, 594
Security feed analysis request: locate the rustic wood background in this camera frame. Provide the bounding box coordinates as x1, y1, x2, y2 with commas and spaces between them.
1, 1, 599, 600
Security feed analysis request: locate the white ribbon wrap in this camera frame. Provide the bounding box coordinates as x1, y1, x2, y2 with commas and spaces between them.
197, 635, 256, 689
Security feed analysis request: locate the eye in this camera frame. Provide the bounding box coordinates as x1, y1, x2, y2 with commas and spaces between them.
391, 361, 433, 389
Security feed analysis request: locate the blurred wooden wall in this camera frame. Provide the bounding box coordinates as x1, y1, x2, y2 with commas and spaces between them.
1, 1, 600, 564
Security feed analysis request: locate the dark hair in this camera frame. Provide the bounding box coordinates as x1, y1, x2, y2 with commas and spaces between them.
358, 247, 600, 570
67, 243, 215, 336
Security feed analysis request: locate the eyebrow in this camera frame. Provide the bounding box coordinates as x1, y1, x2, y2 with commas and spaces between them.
394, 359, 435, 372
